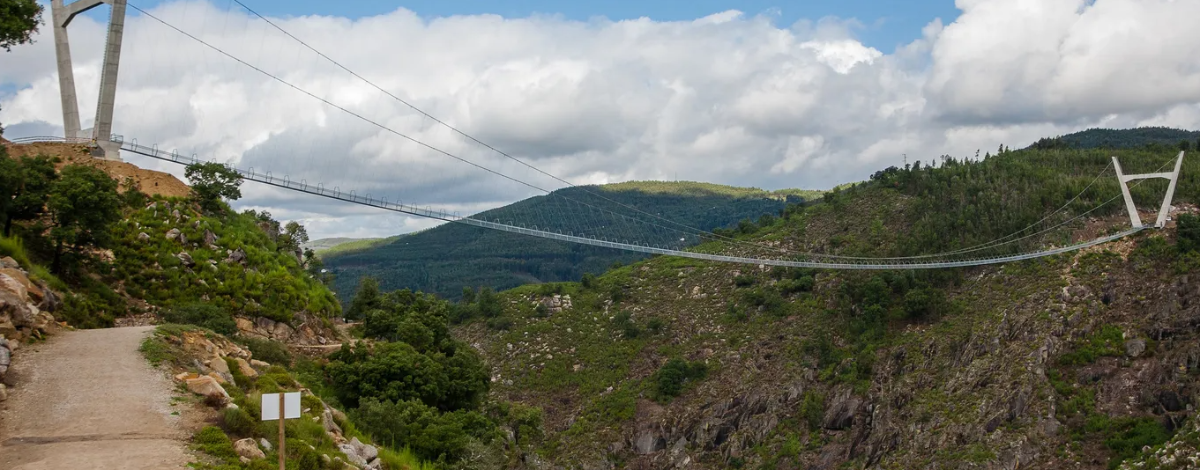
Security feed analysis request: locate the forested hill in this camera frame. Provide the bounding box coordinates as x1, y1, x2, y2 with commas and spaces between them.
322, 182, 820, 301
1029, 126, 1200, 150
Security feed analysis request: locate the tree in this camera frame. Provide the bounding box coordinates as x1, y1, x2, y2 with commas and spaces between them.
278, 220, 309, 254
184, 162, 242, 213
346, 276, 382, 321
0, 0, 41, 52
2, 155, 59, 236
47, 165, 122, 273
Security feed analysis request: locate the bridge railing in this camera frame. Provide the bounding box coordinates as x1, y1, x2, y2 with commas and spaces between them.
5, 136, 1147, 270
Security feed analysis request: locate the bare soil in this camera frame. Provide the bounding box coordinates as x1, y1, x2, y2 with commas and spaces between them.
3, 142, 192, 198
0, 327, 196, 469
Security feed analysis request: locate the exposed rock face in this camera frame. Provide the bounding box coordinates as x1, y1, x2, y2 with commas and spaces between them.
234, 438, 266, 460
0, 261, 61, 346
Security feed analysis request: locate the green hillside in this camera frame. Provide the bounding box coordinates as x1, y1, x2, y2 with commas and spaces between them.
323, 182, 822, 302
433, 142, 1200, 469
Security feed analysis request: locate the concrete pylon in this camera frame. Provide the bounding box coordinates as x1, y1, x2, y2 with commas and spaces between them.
1113, 151, 1185, 229
50, 0, 126, 160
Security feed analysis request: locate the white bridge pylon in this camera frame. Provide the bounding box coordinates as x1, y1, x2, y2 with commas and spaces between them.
1113, 151, 1185, 229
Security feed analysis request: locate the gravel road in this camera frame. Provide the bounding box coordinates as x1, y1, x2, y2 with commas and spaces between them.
0, 326, 193, 469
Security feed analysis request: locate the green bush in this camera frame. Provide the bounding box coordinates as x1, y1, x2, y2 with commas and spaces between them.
240, 337, 292, 366
485, 316, 513, 331
612, 311, 641, 339
653, 358, 708, 401
800, 391, 825, 431
162, 302, 237, 335
194, 426, 239, 462
1178, 213, 1200, 253
221, 406, 256, 436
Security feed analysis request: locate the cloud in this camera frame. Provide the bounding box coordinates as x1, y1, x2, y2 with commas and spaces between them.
2, 0, 1200, 239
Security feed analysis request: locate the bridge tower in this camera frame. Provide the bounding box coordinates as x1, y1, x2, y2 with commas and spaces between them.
51, 0, 127, 161
1113, 151, 1186, 228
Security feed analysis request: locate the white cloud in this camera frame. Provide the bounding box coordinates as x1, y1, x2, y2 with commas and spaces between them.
2, 0, 1199, 239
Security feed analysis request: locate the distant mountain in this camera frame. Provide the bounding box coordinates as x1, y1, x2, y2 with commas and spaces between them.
1028, 126, 1200, 150
322, 181, 822, 301
304, 237, 369, 252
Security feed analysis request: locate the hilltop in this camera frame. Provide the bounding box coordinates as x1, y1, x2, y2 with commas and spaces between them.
322, 181, 823, 302
1030, 126, 1200, 151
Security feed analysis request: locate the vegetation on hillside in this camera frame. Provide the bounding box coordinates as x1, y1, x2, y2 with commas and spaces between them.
450, 132, 1199, 469
300, 281, 543, 467
0, 143, 338, 328
323, 182, 822, 302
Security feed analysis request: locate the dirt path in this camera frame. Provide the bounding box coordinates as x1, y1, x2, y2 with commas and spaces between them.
0, 327, 193, 469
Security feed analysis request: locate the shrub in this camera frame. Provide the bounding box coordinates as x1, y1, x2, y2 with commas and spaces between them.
486, 316, 513, 331
240, 337, 292, 366
162, 302, 237, 335
733, 274, 756, 287
653, 358, 708, 401
580, 273, 596, 289
1177, 213, 1200, 253
800, 391, 825, 431
221, 406, 256, 436
194, 426, 239, 462
646, 317, 665, 334
612, 311, 641, 339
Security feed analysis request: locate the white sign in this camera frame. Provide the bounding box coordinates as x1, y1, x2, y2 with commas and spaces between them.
261, 392, 302, 421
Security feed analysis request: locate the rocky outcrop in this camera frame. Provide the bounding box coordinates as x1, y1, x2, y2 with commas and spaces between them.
0, 257, 62, 345
235, 312, 337, 347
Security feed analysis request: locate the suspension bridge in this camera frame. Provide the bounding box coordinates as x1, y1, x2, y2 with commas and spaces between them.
6, 0, 1188, 270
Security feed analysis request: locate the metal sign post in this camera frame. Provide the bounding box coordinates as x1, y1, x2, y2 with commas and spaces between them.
262, 392, 301, 470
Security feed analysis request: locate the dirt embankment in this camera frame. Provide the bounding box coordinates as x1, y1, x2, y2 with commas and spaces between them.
2, 142, 192, 199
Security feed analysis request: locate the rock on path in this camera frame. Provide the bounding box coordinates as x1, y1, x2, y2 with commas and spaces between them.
0, 326, 192, 469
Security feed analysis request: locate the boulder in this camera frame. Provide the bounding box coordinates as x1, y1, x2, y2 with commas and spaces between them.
185, 375, 230, 400
137, 232, 150, 242
234, 358, 259, 378
165, 228, 181, 241
348, 437, 379, 462
176, 252, 195, 268
0, 286, 36, 328
259, 438, 272, 452
204, 230, 218, 247
235, 317, 257, 335
1126, 338, 1146, 358
250, 359, 271, 371
0, 383, 6, 401
207, 372, 228, 384
0, 257, 18, 269
233, 438, 266, 460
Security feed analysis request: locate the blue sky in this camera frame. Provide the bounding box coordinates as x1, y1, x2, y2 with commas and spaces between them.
112, 0, 960, 51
